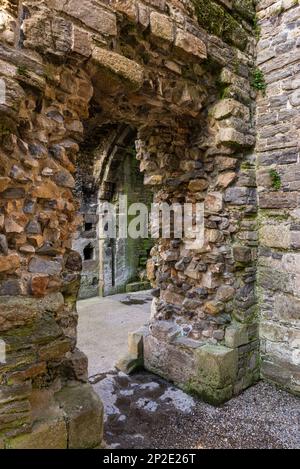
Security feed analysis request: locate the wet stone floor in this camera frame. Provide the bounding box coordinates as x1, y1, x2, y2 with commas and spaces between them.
78, 292, 299, 450
91, 370, 300, 450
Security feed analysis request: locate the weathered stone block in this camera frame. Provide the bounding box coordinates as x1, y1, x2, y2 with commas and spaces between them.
128, 329, 144, 357
31, 181, 60, 199
259, 192, 298, 209
188, 382, 233, 406
23, 14, 73, 58
116, 328, 146, 374
175, 30, 207, 58
0, 177, 10, 192
144, 335, 239, 405
0, 254, 20, 274
260, 223, 291, 249
225, 323, 250, 348
219, 128, 255, 148
30, 275, 49, 297
0, 279, 23, 296
6, 417, 67, 449
150, 11, 174, 42
92, 47, 144, 90
49, 0, 117, 35
216, 171, 236, 188
55, 383, 103, 449
111, 0, 138, 21
0, 295, 65, 332
115, 354, 143, 374
195, 344, 238, 389
233, 246, 252, 263
28, 257, 62, 275
63, 349, 88, 382
273, 294, 300, 322
138, 3, 150, 28
224, 187, 255, 205
39, 339, 71, 361
144, 334, 199, 384
211, 99, 250, 121
204, 192, 223, 212
188, 178, 208, 192
72, 27, 92, 57
0, 383, 32, 405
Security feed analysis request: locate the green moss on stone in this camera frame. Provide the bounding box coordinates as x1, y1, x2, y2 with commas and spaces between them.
251, 68, 267, 94
191, 0, 249, 50
269, 169, 282, 191
233, 0, 256, 22
253, 16, 261, 40
185, 380, 233, 406
17, 65, 29, 77
0, 123, 11, 137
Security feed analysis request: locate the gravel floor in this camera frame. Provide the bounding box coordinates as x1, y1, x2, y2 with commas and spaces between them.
92, 371, 300, 449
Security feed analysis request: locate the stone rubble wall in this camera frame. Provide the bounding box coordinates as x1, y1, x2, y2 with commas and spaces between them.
256, 0, 300, 396
0, 0, 295, 449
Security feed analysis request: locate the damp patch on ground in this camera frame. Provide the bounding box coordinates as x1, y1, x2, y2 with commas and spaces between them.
91, 370, 300, 449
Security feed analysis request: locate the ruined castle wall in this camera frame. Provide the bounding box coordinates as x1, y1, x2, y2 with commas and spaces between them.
0, 0, 270, 448
256, 0, 300, 395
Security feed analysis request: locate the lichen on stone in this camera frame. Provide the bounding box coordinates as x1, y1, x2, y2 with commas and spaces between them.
191, 0, 250, 50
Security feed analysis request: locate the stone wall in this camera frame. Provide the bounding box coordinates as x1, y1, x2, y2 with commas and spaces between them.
256, 0, 300, 396
1, 0, 297, 450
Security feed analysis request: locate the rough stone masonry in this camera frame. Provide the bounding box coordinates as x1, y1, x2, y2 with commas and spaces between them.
0, 0, 299, 449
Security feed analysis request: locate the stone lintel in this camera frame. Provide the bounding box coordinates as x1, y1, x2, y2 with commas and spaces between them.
91, 47, 144, 90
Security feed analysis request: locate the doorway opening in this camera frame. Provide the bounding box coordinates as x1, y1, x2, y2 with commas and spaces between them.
75, 125, 153, 377
74, 126, 154, 300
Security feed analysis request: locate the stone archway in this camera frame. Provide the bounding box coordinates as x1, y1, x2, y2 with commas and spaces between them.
0, 0, 260, 448
74, 124, 154, 298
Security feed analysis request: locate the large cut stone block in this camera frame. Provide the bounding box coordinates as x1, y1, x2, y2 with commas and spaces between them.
0, 293, 64, 332
110, 0, 138, 21
55, 383, 103, 449
49, 0, 117, 36
6, 418, 67, 449
116, 327, 147, 374
128, 329, 145, 357
144, 334, 202, 386
260, 223, 291, 249
189, 383, 234, 406
144, 334, 239, 405
150, 11, 174, 42
175, 30, 207, 59
225, 323, 251, 348
218, 128, 255, 148
211, 98, 250, 121
195, 344, 238, 389
92, 47, 144, 90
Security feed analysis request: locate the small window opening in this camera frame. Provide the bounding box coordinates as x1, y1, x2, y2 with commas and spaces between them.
84, 222, 93, 232
83, 244, 94, 261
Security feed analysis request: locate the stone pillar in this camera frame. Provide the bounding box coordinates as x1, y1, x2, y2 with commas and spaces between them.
0, 3, 104, 447
256, 0, 300, 396
136, 106, 259, 404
